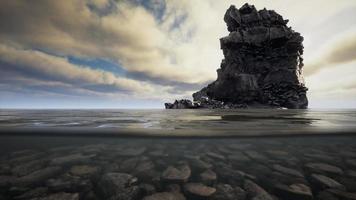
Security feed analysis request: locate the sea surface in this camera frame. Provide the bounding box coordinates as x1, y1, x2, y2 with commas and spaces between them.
0, 109, 356, 200
1, 109, 356, 136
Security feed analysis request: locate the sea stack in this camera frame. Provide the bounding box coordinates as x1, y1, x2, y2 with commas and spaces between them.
165, 3, 308, 109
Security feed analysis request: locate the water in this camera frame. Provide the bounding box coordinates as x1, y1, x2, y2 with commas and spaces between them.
1, 109, 356, 136
0, 109, 356, 200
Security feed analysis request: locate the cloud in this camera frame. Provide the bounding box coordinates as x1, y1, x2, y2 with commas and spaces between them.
0, 0, 216, 86
304, 31, 356, 76
0, 44, 156, 94
306, 60, 356, 108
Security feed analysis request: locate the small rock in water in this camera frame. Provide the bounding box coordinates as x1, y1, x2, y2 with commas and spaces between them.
120, 157, 141, 172
134, 160, 155, 176
228, 153, 251, 163
13, 187, 48, 199
50, 153, 95, 166
346, 159, 356, 167
148, 149, 168, 157
9, 152, 45, 165
97, 172, 138, 199
244, 180, 274, 200
206, 152, 226, 161
199, 169, 217, 184
245, 151, 268, 161
189, 158, 212, 170
0, 175, 16, 188
183, 183, 216, 197
0, 164, 11, 175
210, 184, 246, 200
311, 174, 346, 190
12, 159, 48, 177
10, 149, 39, 158
166, 184, 181, 193
273, 164, 304, 178
326, 189, 356, 200
274, 183, 313, 200
266, 150, 289, 157
338, 177, 356, 192
143, 192, 186, 200
346, 170, 356, 179
13, 166, 62, 187
35, 192, 79, 200
305, 163, 343, 175
46, 175, 92, 192
8, 186, 29, 196
139, 183, 156, 196
117, 147, 146, 156
162, 164, 191, 183
69, 165, 99, 177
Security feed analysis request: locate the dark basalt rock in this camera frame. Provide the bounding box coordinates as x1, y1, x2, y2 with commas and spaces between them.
165, 3, 308, 109
164, 100, 195, 109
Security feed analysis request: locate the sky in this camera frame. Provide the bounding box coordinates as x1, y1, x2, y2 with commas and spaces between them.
0, 0, 356, 109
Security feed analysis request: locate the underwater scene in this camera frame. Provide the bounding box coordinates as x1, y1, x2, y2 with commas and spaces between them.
0, 109, 356, 200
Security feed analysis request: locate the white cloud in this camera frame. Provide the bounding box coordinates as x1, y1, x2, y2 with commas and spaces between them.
304, 30, 356, 76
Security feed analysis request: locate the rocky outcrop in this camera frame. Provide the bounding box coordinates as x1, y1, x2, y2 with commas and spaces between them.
165, 3, 308, 109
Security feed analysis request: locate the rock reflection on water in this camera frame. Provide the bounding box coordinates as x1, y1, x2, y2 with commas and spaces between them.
0, 136, 356, 200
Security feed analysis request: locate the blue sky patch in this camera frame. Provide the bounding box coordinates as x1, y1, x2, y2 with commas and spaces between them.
68, 56, 127, 77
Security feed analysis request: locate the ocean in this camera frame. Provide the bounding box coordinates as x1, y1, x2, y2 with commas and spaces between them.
0, 109, 356, 200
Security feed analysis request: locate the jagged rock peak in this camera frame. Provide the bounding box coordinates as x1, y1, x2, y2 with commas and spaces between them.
165, 3, 308, 109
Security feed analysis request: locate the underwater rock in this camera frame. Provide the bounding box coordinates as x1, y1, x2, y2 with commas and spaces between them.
189, 158, 212, 171
116, 147, 146, 156
69, 165, 99, 178
13, 166, 62, 187
324, 189, 356, 200
139, 183, 156, 196
50, 153, 95, 166
162, 164, 191, 183
13, 187, 48, 199
183, 183, 216, 197
97, 172, 139, 199
35, 192, 79, 200
274, 183, 313, 200
210, 184, 246, 200
311, 174, 345, 190
143, 192, 186, 200
12, 159, 48, 177
244, 180, 274, 200
165, 3, 308, 109
305, 163, 343, 175
46, 174, 92, 192
206, 152, 226, 161
273, 164, 304, 178
199, 169, 217, 185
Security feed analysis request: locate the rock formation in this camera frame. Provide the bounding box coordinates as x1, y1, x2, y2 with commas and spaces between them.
165, 3, 308, 109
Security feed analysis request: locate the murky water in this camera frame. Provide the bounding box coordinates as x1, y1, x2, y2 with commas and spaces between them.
0, 109, 356, 200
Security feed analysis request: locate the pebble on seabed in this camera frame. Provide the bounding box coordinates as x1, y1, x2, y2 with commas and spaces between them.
0, 137, 356, 200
